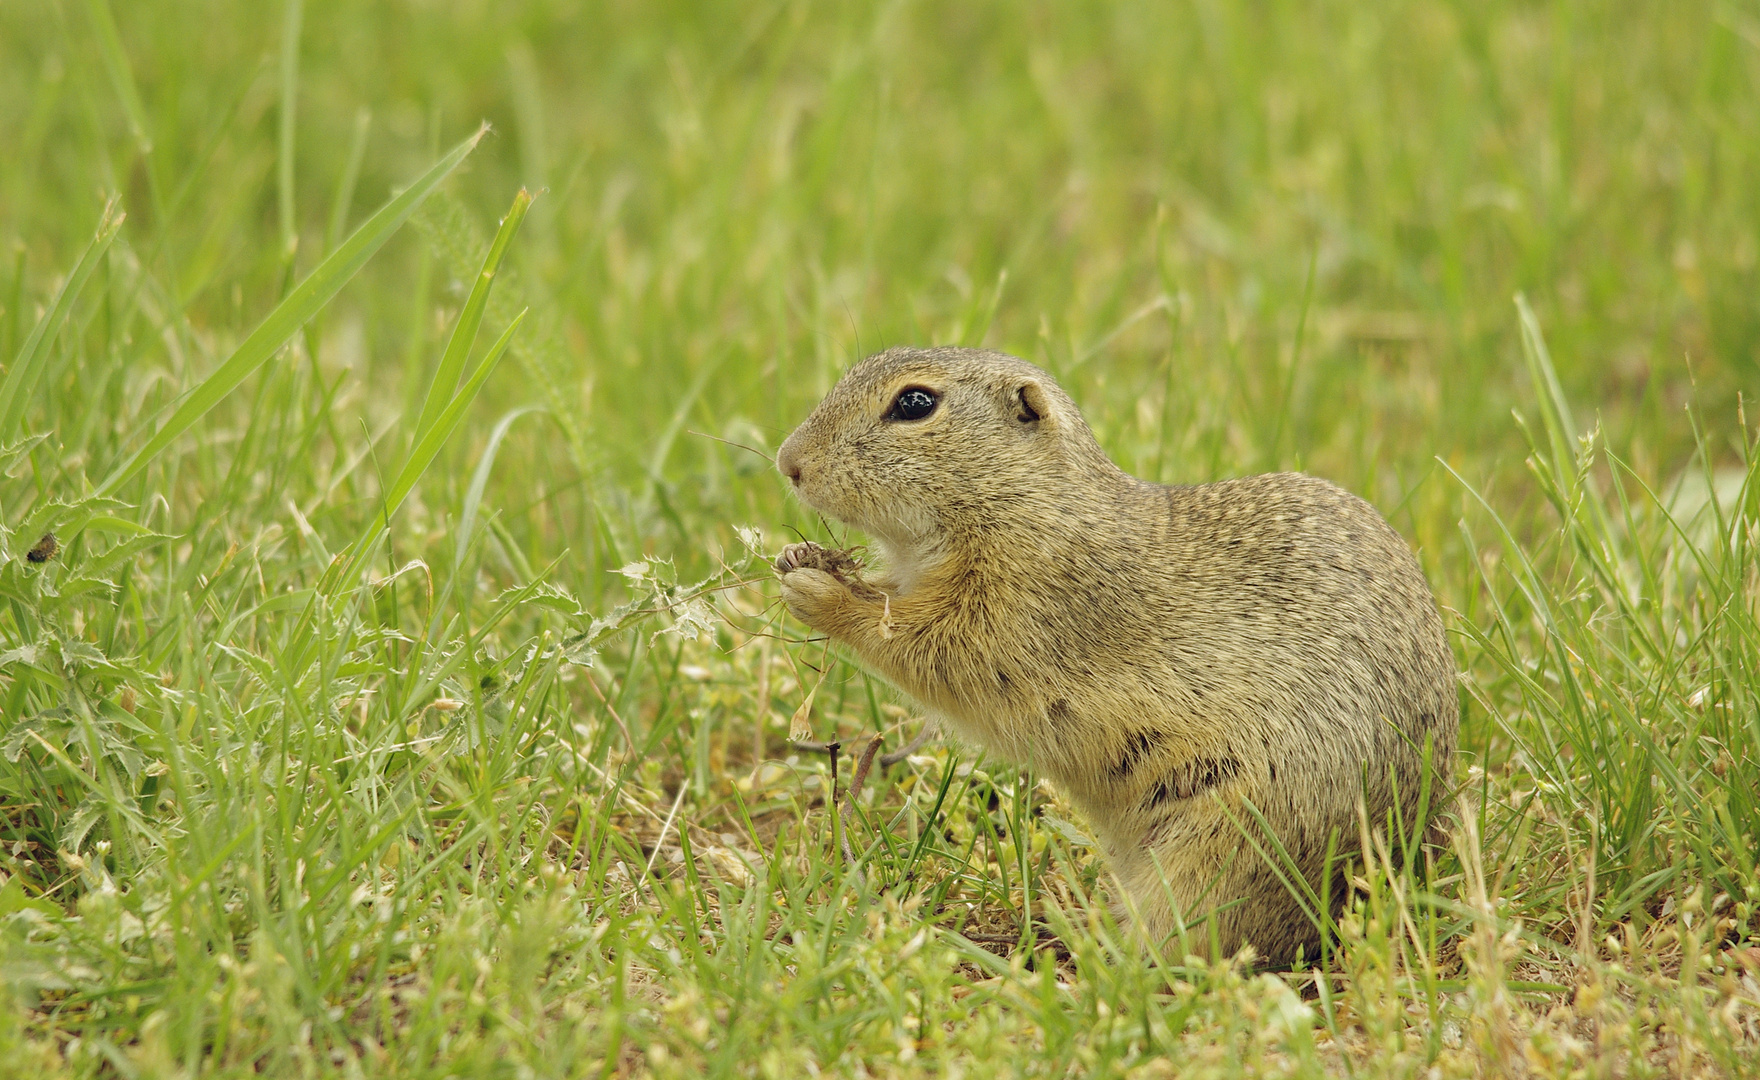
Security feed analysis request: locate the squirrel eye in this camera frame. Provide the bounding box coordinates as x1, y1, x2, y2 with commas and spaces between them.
889, 387, 938, 422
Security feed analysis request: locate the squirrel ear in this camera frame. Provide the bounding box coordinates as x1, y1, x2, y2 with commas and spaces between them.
1015, 380, 1054, 426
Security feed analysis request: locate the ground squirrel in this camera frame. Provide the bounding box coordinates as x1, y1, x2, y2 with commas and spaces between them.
773, 346, 1457, 963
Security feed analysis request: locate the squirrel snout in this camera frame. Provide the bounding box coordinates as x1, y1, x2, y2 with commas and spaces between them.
777, 444, 803, 485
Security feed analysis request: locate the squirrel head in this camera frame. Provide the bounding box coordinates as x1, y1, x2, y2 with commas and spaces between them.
777, 347, 1120, 566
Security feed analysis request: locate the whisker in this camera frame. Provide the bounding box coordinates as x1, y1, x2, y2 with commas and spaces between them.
689, 429, 775, 465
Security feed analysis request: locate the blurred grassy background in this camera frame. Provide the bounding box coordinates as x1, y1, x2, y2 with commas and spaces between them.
3, 1, 1759, 1075
6, 1, 1758, 546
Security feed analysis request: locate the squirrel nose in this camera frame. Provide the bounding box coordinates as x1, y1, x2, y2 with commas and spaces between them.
777, 444, 802, 485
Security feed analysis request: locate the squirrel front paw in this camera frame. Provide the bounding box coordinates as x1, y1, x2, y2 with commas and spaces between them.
777, 565, 847, 629
776, 542, 886, 633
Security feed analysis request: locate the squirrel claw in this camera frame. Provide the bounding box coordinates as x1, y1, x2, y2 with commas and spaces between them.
775, 541, 828, 575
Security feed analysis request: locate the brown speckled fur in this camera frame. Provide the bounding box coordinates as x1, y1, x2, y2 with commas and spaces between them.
774, 346, 1457, 963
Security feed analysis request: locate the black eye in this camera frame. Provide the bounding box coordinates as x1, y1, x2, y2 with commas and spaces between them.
889, 387, 938, 422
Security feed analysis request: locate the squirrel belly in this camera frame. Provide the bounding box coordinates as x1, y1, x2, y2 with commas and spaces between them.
774, 346, 1457, 963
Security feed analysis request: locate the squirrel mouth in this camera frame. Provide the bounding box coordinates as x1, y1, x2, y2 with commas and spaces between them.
794, 489, 871, 538
782, 461, 935, 558
788, 484, 887, 544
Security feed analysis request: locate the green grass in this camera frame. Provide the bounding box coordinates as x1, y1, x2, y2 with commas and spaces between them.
2, 0, 1759, 1075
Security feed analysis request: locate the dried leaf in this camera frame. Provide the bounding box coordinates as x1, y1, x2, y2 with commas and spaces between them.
788, 683, 818, 743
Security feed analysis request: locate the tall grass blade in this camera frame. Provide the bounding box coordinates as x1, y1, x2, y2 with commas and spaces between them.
326, 109, 373, 256
83, 0, 153, 158
457, 405, 546, 572
1513, 293, 1620, 573
411, 189, 532, 441
278, 0, 304, 265
1514, 293, 1582, 501
95, 125, 487, 498
327, 308, 528, 594
0, 198, 124, 443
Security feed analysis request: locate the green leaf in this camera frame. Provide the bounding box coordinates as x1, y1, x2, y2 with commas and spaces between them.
95, 125, 488, 497
59, 799, 106, 853
0, 643, 44, 668
0, 434, 50, 479
81, 514, 163, 537
520, 582, 586, 619
81, 533, 173, 579
0, 876, 61, 919
58, 639, 114, 670
55, 577, 119, 601
15, 496, 132, 554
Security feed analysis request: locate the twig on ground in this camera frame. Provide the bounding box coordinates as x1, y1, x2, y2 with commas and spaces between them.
880, 723, 932, 766
793, 733, 892, 885
844, 733, 885, 807
834, 734, 885, 887
642, 780, 689, 884
584, 672, 636, 751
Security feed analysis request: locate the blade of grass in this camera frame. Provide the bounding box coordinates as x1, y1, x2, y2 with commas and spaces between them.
0, 197, 124, 443
318, 186, 536, 597
278, 0, 304, 268
94, 125, 487, 498
411, 189, 532, 441
80, 0, 168, 235
456, 404, 546, 573
83, 0, 153, 157
325, 308, 528, 595
1513, 293, 1578, 477
325, 108, 373, 256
